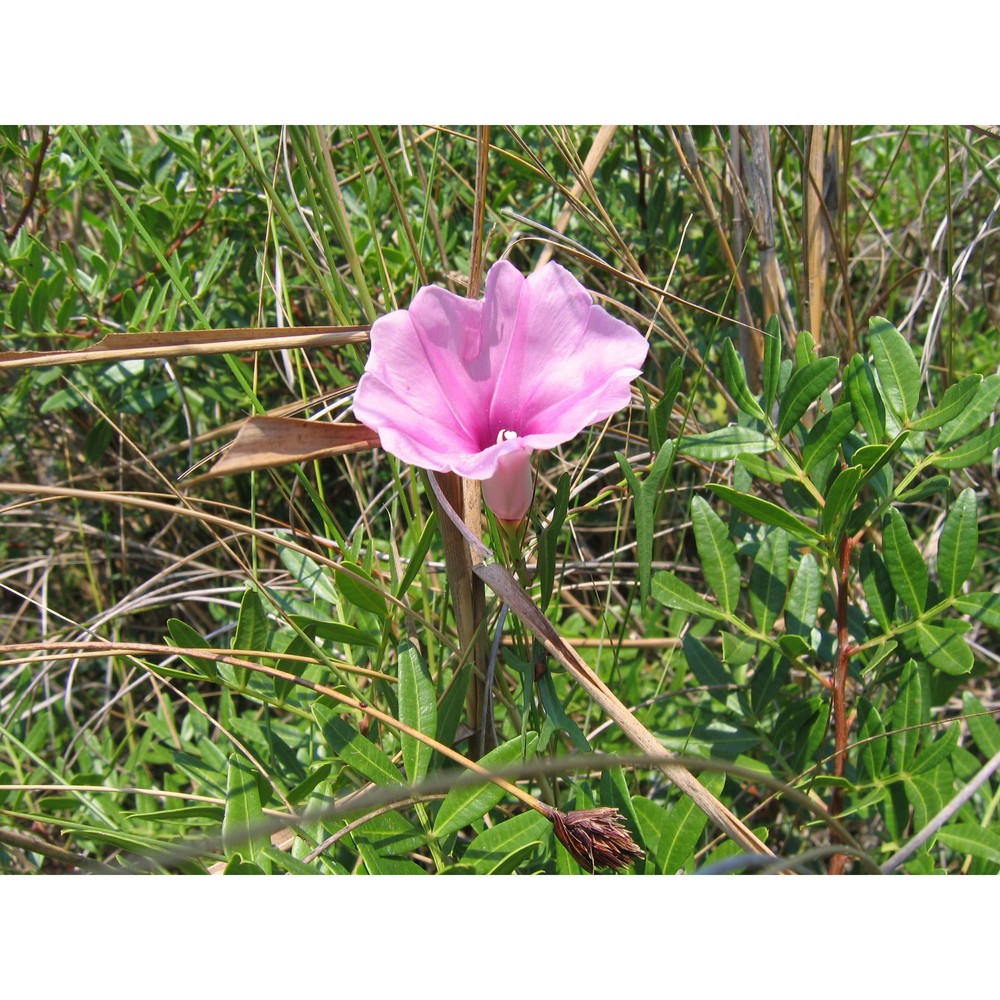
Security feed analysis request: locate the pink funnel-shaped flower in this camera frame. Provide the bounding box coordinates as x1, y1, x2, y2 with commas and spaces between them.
353, 260, 648, 521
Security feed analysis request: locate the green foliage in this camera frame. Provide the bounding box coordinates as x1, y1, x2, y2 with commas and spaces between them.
2, 126, 998, 876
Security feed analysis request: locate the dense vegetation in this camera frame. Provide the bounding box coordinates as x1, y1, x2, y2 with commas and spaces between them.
2, 125, 998, 874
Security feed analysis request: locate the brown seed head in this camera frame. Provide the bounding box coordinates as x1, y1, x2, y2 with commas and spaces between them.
548, 806, 643, 873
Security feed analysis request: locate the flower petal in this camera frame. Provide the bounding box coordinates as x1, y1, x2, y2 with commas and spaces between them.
353, 287, 493, 472
484, 262, 648, 447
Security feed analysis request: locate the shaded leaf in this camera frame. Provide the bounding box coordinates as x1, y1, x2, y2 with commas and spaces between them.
397, 641, 437, 785
785, 554, 820, 639
937, 488, 977, 596
778, 356, 840, 437
936, 373, 1000, 447
860, 545, 895, 631
883, 508, 928, 615
722, 337, 766, 419
915, 622, 973, 675
691, 495, 741, 614
844, 354, 886, 443
762, 316, 782, 414
802, 404, 856, 471
749, 526, 789, 634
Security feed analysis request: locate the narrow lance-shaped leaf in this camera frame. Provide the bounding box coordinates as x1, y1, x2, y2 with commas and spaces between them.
749, 526, 789, 634
722, 337, 766, 420
802, 403, 856, 471
762, 315, 782, 414
844, 354, 886, 443
869, 317, 920, 421
432, 733, 539, 839
777, 356, 840, 437
397, 641, 437, 785
222, 754, 265, 864
859, 544, 895, 631
617, 441, 675, 604
935, 373, 1000, 447
676, 425, 774, 461
820, 464, 864, 537
690, 495, 741, 614
915, 622, 974, 675
936, 488, 977, 596
785, 553, 820, 640
708, 483, 824, 545
931, 422, 1000, 470
651, 570, 729, 620
909, 374, 983, 431
882, 508, 929, 615
891, 661, 928, 770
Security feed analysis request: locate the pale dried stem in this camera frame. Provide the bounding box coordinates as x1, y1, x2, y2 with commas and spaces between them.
536, 125, 618, 270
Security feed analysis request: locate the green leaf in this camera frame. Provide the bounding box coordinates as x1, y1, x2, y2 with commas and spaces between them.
676, 425, 774, 461
432, 733, 538, 839
859, 545, 895, 631
9, 281, 29, 330
356, 841, 427, 875
820, 465, 863, 537
904, 774, 944, 834
536, 473, 570, 611
897, 475, 952, 504
165, 617, 218, 679
962, 692, 1000, 758
777, 356, 839, 436
953, 592, 1000, 630
937, 824, 1000, 866
762, 316, 782, 413
869, 317, 920, 421
721, 337, 766, 419
911, 723, 960, 775
336, 560, 388, 619
616, 441, 675, 604
651, 570, 728, 620
937, 488, 978, 596
691, 495, 741, 614
785, 554, 820, 640
707, 484, 824, 545
891, 661, 928, 770
856, 698, 887, 781
651, 771, 725, 874
462, 811, 550, 874
315, 707, 401, 786
909, 374, 983, 430
397, 641, 437, 785
222, 754, 265, 865
915, 622, 973, 675
844, 354, 886, 443
931, 422, 1000, 469
882, 508, 928, 615
749, 526, 789, 634
233, 587, 269, 685
736, 453, 796, 483
936, 373, 1000, 446
683, 635, 734, 709
802, 404, 856, 471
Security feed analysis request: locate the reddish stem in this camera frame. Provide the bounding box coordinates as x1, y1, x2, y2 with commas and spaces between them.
5, 127, 51, 240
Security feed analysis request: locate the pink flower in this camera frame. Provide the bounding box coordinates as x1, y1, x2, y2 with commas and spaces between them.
353, 260, 648, 521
